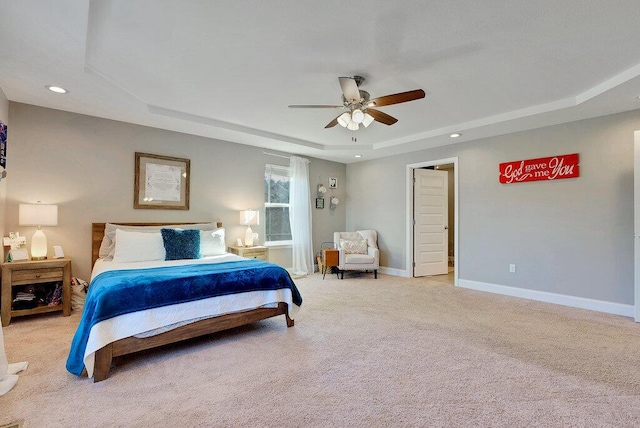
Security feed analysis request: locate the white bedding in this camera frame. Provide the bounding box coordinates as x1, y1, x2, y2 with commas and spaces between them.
82, 254, 299, 378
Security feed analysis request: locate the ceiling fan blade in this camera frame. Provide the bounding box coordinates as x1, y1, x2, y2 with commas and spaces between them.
288, 104, 344, 108
368, 89, 425, 107
325, 115, 340, 128
366, 108, 398, 126
339, 77, 361, 102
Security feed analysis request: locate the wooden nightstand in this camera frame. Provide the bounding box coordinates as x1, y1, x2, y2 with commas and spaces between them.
227, 246, 269, 261
1, 258, 71, 326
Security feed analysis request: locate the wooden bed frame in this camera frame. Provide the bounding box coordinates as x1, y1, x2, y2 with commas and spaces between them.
89, 222, 294, 382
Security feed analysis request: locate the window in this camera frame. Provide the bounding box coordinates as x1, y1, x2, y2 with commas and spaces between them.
264, 164, 292, 244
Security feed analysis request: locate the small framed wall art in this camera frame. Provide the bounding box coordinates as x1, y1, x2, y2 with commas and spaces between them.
328, 177, 338, 189
0, 120, 7, 170
315, 198, 325, 209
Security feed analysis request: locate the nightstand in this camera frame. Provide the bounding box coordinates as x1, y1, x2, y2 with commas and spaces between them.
227, 246, 269, 261
1, 258, 71, 326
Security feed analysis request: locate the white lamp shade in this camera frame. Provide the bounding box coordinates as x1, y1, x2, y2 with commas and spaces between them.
19, 204, 58, 226
337, 112, 351, 127
351, 109, 365, 124
239, 209, 259, 226
362, 112, 375, 127
347, 120, 359, 131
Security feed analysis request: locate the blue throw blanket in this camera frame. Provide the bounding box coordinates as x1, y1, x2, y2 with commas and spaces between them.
66, 259, 302, 375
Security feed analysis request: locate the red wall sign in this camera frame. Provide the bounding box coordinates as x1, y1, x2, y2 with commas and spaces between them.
499, 153, 579, 184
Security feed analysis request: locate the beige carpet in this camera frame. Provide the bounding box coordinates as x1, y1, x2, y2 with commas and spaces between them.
2, 272, 640, 427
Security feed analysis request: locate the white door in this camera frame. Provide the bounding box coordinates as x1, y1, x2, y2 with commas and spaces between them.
413, 168, 449, 276
634, 131, 640, 321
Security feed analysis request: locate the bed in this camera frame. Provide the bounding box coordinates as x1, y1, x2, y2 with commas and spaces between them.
66, 222, 302, 382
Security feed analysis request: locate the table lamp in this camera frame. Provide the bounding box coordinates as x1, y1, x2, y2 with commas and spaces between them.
239, 209, 259, 247
19, 203, 58, 260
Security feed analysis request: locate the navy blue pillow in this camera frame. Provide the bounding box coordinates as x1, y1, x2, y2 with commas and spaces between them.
161, 228, 201, 260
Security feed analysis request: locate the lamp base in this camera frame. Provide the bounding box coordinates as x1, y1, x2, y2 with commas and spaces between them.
244, 225, 254, 247
30, 228, 49, 260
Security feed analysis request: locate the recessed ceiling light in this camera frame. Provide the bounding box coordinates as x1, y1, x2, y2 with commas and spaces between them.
449, 133, 462, 138
46, 85, 68, 94
354, 154, 362, 158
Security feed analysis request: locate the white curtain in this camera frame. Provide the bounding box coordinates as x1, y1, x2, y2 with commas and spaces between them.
289, 155, 314, 275
0, 323, 28, 395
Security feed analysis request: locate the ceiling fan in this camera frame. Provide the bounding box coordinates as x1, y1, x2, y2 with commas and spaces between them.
288, 76, 425, 130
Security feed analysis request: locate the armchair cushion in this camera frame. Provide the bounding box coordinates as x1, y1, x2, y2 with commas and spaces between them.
356, 230, 378, 249
345, 253, 375, 264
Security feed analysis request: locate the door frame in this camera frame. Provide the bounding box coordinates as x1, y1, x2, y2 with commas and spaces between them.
406, 157, 459, 285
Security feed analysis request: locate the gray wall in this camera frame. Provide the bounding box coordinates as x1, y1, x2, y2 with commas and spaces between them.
5, 103, 346, 280
347, 109, 640, 305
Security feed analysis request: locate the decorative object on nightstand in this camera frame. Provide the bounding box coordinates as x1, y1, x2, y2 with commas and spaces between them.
53, 246, 65, 259
3, 232, 28, 262
19, 202, 58, 260
227, 245, 269, 261
1, 258, 71, 326
239, 209, 259, 247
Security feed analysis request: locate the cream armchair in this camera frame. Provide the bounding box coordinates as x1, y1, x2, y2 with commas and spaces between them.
333, 230, 379, 279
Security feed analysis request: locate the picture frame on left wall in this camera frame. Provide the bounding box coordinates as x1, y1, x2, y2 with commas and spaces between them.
1, 120, 7, 170
134, 152, 190, 210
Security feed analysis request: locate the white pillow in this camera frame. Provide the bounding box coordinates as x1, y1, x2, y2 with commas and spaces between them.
112, 229, 166, 263
99, 222, 218, 260
200, 228, 226, 256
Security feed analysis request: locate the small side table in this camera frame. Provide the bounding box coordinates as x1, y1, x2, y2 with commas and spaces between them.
322, 248, 339, 279
227, 245, 269, 261
1, 258, 72, 326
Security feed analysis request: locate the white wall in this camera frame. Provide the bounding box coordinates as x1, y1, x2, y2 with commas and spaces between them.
6, 103, 346, 280
347, 109, 640, 308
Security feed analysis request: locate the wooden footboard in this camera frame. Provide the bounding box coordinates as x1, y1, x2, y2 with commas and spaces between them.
93, 302, 293, 382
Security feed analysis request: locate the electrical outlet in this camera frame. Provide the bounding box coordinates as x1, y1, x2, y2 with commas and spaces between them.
509, 264, 516, 273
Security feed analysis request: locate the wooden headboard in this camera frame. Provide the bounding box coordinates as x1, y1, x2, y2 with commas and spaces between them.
91, 222, 223, 267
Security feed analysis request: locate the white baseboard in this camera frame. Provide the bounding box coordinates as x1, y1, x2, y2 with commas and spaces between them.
458, 279, 634, 318
379, 266, 410, 277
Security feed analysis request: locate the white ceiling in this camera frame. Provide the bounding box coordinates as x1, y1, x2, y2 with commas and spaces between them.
2, 0, 640, 164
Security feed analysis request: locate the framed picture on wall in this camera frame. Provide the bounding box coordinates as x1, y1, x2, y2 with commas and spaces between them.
329, 177, 337, 189
134, 152, 190, 210
0, 120, 7, 170
315, 198, 325, 209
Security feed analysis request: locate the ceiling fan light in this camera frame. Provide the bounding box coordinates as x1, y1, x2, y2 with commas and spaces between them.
351, 109, 365, 124
337, 112, 351, 127
362, 112, 374, 127
347, 120, 359, 131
